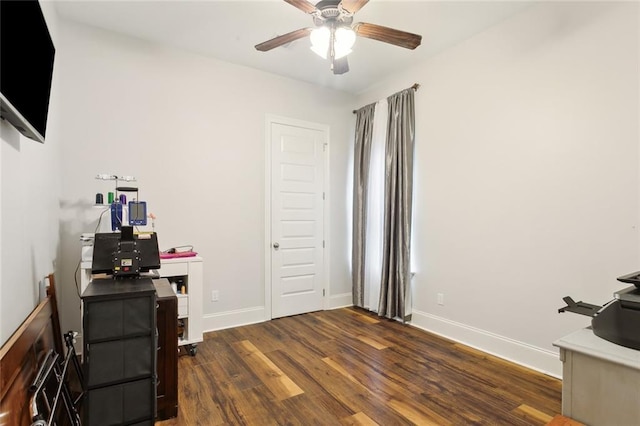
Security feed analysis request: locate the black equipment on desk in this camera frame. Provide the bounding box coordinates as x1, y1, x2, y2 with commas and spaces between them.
92, 226, 160, 277
614, 270, 640, 288
559, 271, 640, 351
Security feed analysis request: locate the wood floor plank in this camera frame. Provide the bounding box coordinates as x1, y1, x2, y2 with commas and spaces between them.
177, 364, 236, 425
546, 414, 585, 426
514, 404, 554, 424
289, 392, 355, 423
232, 385, 299, 425
325, 350, 464, 425
321, 307, 381, 325
279, 393, 352, 425
213, 346, 263, 391
340, 411, 379, 426
322, 356, 361, 384
232, 340, 304, 401
387, 397, 452, 426
311, 312, 394, 350
277, 342, 412, 425
373, 331, 556, 422
387, 344, 547, 424
355, 334, 390, 350
231, 320, 292, 354
267, 317, 332, 358
157, 307, 561, 426
324, 344, 493, 426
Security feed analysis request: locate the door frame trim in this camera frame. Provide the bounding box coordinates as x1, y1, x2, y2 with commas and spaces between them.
264, 114, 330, 320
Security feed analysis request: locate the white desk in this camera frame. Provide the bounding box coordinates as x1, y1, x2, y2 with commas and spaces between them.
157, 256, 203, 355
80, 256, 204, 355
553, 328, 640, 425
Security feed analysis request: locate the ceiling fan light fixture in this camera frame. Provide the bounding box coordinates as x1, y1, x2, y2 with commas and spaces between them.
310, 26, 330, 59
310, 26, 356, 60
257, 1, 422, 74
335, 26, 356, 58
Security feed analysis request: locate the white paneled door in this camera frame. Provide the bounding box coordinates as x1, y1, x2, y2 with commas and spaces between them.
269, 118, 327, 319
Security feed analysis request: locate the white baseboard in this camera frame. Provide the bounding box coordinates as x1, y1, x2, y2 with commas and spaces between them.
328, 292, 353, 310
203, 306, 266, 332
201, 294, 354, 333
410, 309, 562, 378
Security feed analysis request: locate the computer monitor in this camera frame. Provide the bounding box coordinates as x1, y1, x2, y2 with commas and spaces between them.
92, 229, 160, 275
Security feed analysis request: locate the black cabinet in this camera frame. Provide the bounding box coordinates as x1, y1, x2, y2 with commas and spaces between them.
82, 278, 157, 426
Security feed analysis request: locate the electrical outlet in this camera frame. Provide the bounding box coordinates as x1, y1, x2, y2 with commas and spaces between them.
437, 293, 444, 306
211, 290, 219, 302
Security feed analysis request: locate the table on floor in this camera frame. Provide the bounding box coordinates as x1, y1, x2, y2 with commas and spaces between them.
553, 328, 640, 426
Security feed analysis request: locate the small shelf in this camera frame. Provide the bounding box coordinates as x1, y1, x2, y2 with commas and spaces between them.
158, 256, 203, 357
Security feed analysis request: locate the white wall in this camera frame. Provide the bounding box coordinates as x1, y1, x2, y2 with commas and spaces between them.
354, 1, 639, 376
55, 20, 354, 338
0, 2, 63, 346
18, 1, 637, 379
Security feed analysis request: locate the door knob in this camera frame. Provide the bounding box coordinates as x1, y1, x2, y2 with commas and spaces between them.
273, 242, 280, 250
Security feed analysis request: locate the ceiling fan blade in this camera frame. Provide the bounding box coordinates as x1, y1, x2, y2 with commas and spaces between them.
255, 28, 312, 52
284, 0, 318, 14
354, 22, 422, 50
340, 0, 369, 14
332, 56, 349, 75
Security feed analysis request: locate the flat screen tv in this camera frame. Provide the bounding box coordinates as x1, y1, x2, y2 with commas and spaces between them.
0, 0, 55, 143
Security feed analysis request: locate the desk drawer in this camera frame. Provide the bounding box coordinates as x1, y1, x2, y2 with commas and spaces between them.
160, 262, 188, 277
85, 296, 153, 341
86, 336, 154, 387
85, 377, 154, 425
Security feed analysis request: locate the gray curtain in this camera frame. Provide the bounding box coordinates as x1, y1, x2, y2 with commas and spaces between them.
378, 88, 415, 320
352, 103, 376, 307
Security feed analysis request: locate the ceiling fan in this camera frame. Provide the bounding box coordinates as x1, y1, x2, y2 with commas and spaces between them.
255, 0, 422, 75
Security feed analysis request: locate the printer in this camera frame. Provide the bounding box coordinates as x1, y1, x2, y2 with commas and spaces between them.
559, 271, 640, 350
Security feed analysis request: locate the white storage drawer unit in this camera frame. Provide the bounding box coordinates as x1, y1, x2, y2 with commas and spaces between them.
159, 256, 203, 356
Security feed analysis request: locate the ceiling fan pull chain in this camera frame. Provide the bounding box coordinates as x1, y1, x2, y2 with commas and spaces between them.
329, 25, 337, 64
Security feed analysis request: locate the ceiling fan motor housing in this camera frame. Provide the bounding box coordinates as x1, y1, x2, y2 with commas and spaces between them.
313, 0, 354, 27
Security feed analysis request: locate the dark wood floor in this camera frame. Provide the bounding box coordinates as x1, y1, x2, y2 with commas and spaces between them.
157, 307, 561, 425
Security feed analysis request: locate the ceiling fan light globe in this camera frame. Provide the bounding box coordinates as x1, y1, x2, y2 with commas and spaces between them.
335, 27, 356, 48
310, 44, 328, 59
334, 27, 356, 59
310, 27, 330, 59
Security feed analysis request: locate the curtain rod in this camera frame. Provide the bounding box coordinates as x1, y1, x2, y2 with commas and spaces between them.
352, 83, 420, 114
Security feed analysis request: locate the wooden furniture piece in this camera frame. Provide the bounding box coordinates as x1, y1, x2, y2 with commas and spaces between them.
0, 292, 58, 425
45, 273, 64, 357
159, 256, 203, 355
554, 328, 640, 425
155, 279, 178, 419
82, 278, 157, 426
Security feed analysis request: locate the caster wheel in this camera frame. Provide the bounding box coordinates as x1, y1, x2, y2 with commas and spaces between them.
189, 345, 197, 356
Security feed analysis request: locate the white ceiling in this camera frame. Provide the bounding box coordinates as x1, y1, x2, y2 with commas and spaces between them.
54, 0, 533, 94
